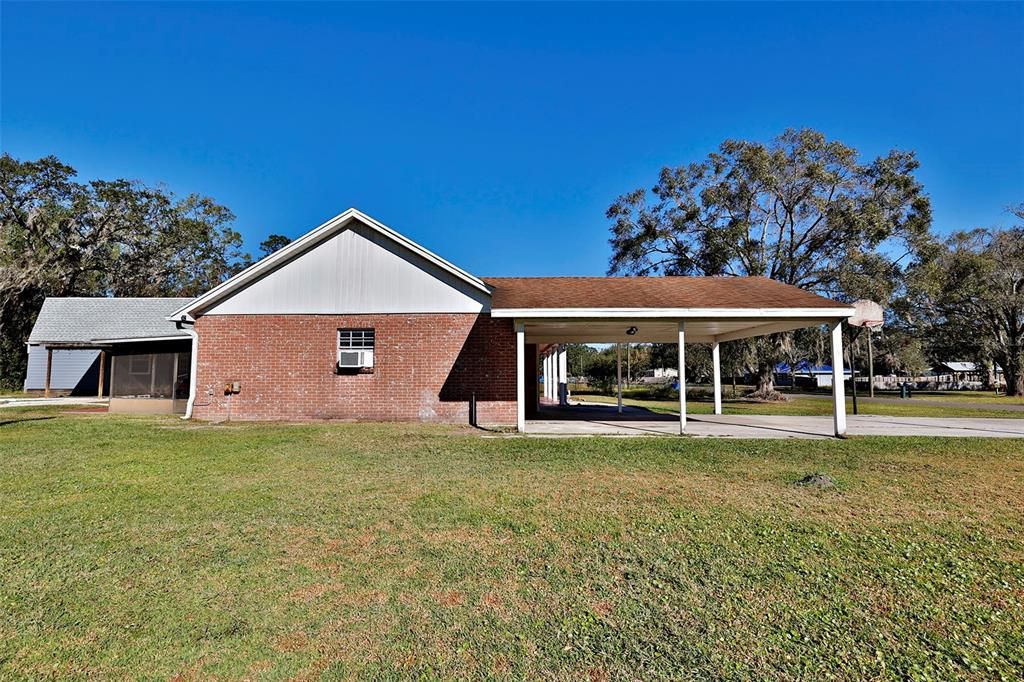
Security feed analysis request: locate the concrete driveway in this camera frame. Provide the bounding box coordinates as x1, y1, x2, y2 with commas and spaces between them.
523, 403, 1024, 438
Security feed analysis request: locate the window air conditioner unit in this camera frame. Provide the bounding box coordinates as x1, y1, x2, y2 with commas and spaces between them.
338, 350, 373, 369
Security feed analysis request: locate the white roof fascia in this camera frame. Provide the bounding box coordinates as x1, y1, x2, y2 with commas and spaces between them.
91, 335, 191, 344
168, 208, 490, 321
490, 307, 855, 319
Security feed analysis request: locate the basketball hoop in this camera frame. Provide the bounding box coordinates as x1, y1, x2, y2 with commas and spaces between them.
849, 299, 884, 329
846, 299, 885, 414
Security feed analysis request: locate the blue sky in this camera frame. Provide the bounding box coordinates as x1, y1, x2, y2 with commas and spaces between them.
3, 2, 1022, 276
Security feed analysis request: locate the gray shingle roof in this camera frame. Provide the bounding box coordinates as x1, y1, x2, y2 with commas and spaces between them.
27, 297, 194, 344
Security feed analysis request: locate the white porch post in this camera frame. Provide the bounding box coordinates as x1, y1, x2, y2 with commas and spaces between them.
554, 345, 562, 400
542, 353, 548, 400
552, 346, 561, 399
547, 351, 555, 400
516, 321, 525, 432
830, 320, 847, 437
712, 340, 722, 415
536, 346, 544, 409
543, 352, 550, 400
558, 345, 568, 405
678, 321, 687, 434
616, 343, 623, 413
549, 350, 556, 400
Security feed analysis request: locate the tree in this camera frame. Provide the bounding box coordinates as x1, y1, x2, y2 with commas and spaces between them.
606, 128, 932, 397
583, 348, 619, 394
874, 329, 929, 378
647, 343, 677, 373
563, 343, 597, 381
0, 153, 250, 388
912, 205, 1024, 395
259, 234, 292, 257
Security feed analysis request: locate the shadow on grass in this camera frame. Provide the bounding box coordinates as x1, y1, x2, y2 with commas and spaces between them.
0, 415, 56, 427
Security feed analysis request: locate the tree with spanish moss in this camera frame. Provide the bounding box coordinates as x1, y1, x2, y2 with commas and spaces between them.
911, 204, 1024, 395
606, 128, 932, 397
0, 153, 250, 388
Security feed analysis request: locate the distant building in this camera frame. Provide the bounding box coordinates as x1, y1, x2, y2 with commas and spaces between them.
930, 362, 1002, 389
638, 367, 679, 384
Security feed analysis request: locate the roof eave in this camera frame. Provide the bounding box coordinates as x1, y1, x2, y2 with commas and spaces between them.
490, 306, 856, 319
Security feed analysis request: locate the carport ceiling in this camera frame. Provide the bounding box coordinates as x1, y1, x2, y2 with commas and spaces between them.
522, 318, 832, 344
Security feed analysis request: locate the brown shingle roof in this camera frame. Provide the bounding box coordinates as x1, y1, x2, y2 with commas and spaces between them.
483, 276, 845, 310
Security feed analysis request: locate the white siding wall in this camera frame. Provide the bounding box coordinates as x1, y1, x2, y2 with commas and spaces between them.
23, 345, 100, 391
206, 224, 490, 315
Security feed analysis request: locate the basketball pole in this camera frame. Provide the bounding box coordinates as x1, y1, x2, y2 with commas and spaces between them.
868, 331, 875, 399
850, 325, 860, 416
848, 299, 885, 412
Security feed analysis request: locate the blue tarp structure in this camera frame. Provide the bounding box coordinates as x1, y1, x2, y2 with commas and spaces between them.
775, 361, 849, 375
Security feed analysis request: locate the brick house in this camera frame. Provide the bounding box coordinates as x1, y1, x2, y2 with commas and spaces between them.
169, 210, 519, 425
29, 208, 856, 435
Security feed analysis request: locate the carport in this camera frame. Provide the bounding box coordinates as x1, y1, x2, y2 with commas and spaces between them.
484, 277, 855, 437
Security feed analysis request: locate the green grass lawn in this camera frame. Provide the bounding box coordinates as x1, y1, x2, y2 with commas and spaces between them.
1, 409, 1022, 679
581, 393, 1024, 419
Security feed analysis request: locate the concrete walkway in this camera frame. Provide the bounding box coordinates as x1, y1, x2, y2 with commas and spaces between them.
524, 404, 1024, 438
793, 391, 1024, 413
0, 397, 109, 409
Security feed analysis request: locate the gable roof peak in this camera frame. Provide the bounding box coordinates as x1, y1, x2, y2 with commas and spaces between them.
169, 208, 488, 321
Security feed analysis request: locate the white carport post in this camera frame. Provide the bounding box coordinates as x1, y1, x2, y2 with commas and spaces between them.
558, 344, 567, 405
553, 345, 561, 400
542, 352, 548, 400
543, 352, 550, 400
516, 321, 525, 432
549, 349, 556, 400
678, 321, 687, 434
616, 343, 623, 413
712, 340, 722, 415
830, 320, 847, 437
547, 350, 555, 400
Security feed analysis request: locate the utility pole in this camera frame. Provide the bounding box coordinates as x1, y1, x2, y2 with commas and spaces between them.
616, 343, 623, 413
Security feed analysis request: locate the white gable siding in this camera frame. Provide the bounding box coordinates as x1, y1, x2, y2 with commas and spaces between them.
205, 224, 490, 315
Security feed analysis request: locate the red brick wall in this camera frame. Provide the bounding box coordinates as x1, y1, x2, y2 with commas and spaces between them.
191, 313, 517, 424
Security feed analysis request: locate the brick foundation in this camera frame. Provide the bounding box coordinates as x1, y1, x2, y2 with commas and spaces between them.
191, 313, 517, 424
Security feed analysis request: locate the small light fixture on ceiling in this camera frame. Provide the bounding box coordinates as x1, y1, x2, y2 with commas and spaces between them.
626, 326, 638, 336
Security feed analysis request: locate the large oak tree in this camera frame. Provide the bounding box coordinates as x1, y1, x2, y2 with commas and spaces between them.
0, 154, 250, 387
606, 129, 932, 396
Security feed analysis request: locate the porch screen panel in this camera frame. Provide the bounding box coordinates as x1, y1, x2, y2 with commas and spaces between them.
152, 353, 175, 399
112, 351, 179, 399
174, 351, 192, 400
113, 353, 153, 397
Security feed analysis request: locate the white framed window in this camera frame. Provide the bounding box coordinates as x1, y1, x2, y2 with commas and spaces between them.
337, 328, 375, 369
127, 353, 152, 376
